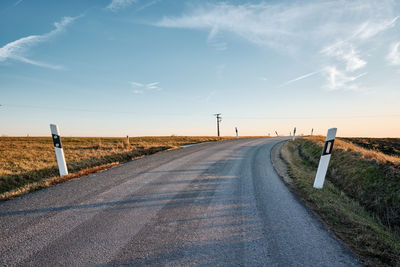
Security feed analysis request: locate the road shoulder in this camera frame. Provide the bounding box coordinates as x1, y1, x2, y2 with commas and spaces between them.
270, 140, 400, 266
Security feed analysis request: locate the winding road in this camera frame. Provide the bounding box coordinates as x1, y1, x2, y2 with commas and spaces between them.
0, 138, 360, 266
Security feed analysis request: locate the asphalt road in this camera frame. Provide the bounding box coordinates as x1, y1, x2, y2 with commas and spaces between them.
0, 138, 361, 266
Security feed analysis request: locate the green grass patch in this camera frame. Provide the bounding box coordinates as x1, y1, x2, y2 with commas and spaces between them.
281, 139, 400, 266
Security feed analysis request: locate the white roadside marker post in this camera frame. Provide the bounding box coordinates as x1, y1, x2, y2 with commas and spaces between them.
311, 128, 314, 136
292, 127, 296, 141
235, 127, 239, 139
313, 128, 337, 189
50, 124, 68, 176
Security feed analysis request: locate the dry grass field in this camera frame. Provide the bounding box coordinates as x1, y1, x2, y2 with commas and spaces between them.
342, 137, 400, 158
0, 136, 239, 199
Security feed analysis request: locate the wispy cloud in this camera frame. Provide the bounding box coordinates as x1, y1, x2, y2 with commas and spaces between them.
320, 16, 398, 72
323, 66, 367, 91
130, 81, 162, 94
280, 71, 319, 87
153, 1, 397, 49
387, 41, 400, 65
0, 16, 78, 69
319, 15, 398, 90
106, 0, 137, 11
14, 0, 23, 7
354, 16, 399, 40
321, 44, 366, 72
152, 1, 398, 92
146, 82, 161, 89
136, 0, 160, 12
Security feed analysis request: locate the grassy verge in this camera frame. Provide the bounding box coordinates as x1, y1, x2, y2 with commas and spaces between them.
0, 136, 243, 200
281, 138, 400, 266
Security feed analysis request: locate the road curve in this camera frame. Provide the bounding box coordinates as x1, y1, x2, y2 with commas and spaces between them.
0, 138, 360, 266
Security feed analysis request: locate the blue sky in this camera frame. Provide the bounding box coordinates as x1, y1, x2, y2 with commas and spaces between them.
1, 0, 400, 137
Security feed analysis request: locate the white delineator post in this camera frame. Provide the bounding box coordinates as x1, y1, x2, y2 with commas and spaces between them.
50, 124, 68, 176
235, 127, 239, 139
313, 128, 337, 189
292, 127, 296, 141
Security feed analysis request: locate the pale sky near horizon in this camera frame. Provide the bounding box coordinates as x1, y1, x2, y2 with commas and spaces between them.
1, 0, 400, 137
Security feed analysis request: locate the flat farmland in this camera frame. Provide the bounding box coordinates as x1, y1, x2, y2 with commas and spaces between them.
0, 136, 237, 198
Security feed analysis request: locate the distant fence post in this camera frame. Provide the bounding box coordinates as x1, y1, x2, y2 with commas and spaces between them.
313, 128, 337, 189
235, 127, 239, 139
292, 127, 296, 141
50, 124, 68, 176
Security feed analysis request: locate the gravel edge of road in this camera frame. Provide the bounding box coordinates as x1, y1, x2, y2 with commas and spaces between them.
270, 140, 293, 184
270, 141, 367, 266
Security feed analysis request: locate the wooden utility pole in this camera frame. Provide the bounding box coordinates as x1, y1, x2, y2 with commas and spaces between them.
214, 113, 222, 137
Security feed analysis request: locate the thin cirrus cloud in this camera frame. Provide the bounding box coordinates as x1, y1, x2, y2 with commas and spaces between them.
14, 0, 23, 6
320, 16, 398, 72
153, 1, 397, 48
130, 81, 162, 94
279, 71, 319, 87
0, 16, 78, 70
387, 42, 400, 65
153, 1, 399, 91
323, 66, 367, 91
106, 0, 137, 11
319, 16, 398, 90
321, 44, 366, 72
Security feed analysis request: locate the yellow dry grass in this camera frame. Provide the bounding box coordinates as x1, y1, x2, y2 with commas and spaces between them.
304, 136, 400, 166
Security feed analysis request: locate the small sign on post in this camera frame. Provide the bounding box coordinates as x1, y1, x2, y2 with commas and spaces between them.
235, 127, 239, 139
313, 128, 337, 189
50, 124, 68, 176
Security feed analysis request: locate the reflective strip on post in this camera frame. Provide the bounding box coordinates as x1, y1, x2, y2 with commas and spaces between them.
50, 124, 68, 176
313, 128, 337, 189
